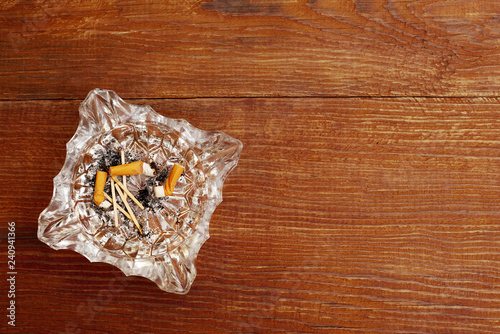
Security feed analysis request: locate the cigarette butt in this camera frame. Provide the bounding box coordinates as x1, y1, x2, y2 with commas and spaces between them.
109, 161, 155, 177
154, 164, 184, 198
93, 171, 108, 205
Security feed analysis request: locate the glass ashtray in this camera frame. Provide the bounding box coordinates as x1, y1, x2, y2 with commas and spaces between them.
38, 89, 242, 294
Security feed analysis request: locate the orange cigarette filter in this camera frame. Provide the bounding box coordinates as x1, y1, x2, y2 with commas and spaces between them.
93, 171, 108, 205
154, 164, 184, 198
109, 161, 155, 177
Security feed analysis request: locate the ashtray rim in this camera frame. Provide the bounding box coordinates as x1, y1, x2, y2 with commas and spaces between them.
38, 88, 242, 294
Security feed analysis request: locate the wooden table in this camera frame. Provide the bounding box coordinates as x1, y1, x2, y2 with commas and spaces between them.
2, 1, 500, 333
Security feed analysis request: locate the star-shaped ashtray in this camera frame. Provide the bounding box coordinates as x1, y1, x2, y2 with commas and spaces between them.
38, 89, 242, 294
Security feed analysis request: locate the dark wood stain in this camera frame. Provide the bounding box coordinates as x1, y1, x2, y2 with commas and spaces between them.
201, 0, 280, 15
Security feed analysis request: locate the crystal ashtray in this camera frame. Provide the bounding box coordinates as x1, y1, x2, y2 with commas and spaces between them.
38, 89, 242, 294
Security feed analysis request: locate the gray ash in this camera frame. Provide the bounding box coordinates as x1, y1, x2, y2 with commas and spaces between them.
92, 148, 125, 173
137, 226, 152, 239
136, 183, 163, 213
104, 150, 122, 170
136, 187, 153, 207
134, 164, 172, 212
149, 160, 158, 172
154, 166, 170, 186
103, 179, 112, 195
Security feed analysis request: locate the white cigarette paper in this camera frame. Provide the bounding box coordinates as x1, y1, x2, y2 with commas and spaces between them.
98, 200, 112, 209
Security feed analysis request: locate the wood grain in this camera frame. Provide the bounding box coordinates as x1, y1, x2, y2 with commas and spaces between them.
1, 98, 500, 333
2, 0, 500, 332
2, 0, 500, 100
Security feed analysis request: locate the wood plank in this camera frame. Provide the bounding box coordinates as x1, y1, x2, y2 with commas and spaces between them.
1, 97, 500, 333
2, 0, 500, 100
